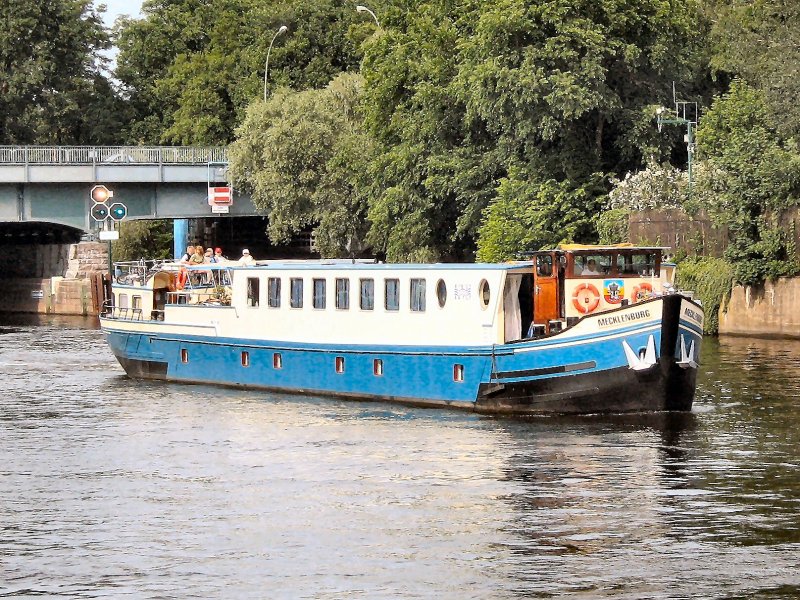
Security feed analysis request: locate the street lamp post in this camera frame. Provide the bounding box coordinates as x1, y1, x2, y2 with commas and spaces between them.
264, 25, 288, 102
356, 5, 380, 28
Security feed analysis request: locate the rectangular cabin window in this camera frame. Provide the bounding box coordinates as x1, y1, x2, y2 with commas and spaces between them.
181, 348, 189, 363
574, 254, 612, 277
241, 351, 250, 367
313, 278, 326, 309
453, 364, 464, 382
247, 277, 260, 307
410, 278, 426, 312
385, 278, 399, 311
617, 252, 659, 277
335, 278, 349, 310
273, 353, 282, 369
290, 278, 304, 308
373, 358, 383, 376
335, 356, 345, 374
132, 295, 142, 309
118, 293, 129, 308
268, 277, 281, 307
360, 279, 374, 310
536, 255, 553, 277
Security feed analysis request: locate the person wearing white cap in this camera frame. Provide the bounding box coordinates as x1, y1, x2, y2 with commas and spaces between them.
239, 248, 255, 266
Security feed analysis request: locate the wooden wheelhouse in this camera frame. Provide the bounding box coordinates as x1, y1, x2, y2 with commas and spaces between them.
529, 245, 670, 335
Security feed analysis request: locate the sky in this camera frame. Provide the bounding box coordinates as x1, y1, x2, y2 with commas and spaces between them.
98, 0, 143, 27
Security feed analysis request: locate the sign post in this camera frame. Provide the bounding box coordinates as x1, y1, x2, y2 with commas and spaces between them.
88, 185, 126, 276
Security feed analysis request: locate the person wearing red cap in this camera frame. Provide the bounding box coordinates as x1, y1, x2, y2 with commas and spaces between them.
212, 247, 226, 263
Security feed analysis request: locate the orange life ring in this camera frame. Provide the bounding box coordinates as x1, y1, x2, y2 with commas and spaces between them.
176, 269, 188, 290
572, 283, 601, 314
631, 282, 653, 303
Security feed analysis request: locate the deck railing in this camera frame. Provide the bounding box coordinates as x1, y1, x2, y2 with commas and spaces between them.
0, 146, 227, 165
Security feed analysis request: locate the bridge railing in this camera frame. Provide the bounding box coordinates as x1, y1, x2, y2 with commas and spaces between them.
0, 146, 227, 165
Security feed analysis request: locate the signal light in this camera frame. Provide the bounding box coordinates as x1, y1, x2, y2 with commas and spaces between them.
90, 184, 113, 203
109, 202, 128, 221
91, 203, 109, 222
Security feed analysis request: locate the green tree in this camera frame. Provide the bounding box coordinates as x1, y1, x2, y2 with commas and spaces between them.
709, 0, 800, 141
114, 0, 365, 145
695, 79, 800, 285
360, 0, 708, 261
229, 73, 375, 257
112, 220, 174, 262
0, 0, 121, 144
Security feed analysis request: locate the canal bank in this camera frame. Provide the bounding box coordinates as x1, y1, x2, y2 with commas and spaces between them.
720, 278, 800, 339
3, 241, 106, 316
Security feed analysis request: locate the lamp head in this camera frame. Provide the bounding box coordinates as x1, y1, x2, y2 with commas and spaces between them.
356, 5, 368, 12
278, 25, 288, 34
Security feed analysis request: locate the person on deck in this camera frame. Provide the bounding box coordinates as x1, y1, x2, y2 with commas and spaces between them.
189, 246, 205, 264
180, 245, 195, 263
212, 248, 225, 263
582, 259, 601, 276
239, 249, 255, 266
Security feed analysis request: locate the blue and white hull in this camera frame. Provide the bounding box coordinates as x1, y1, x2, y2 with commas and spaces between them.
101, 293, 702, 414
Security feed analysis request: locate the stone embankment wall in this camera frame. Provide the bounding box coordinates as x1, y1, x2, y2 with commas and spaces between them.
3, 242, 107, 315
719, 278, 800, 339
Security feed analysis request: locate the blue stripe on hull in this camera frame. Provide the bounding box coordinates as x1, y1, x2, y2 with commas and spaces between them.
103, 315, 682, 406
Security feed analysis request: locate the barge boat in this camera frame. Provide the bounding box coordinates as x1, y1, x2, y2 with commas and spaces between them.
99, 245, 704, 414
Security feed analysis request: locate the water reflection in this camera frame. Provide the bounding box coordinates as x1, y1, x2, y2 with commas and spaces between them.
1, 316, 800, 598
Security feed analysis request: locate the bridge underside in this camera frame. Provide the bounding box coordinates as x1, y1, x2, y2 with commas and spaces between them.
0, 221, 83, 246
0, 182, 258, 232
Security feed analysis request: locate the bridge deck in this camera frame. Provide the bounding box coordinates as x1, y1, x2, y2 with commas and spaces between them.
0, 146, 227, 183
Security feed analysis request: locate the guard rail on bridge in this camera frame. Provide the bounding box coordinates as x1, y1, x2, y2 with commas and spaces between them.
0, 146, 228, 184
0, 146, 227, 165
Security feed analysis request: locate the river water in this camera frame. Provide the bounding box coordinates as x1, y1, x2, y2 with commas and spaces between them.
1, 314, 799, 599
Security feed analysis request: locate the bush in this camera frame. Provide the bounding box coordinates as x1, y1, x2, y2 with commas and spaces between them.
675, 256, 735, 335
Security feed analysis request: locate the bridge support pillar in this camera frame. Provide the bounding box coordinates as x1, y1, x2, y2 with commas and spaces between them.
173, 219, 189, 259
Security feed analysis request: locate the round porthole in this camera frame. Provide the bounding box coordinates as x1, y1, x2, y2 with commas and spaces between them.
436, 279, 447, 307
479, 279, 490, 309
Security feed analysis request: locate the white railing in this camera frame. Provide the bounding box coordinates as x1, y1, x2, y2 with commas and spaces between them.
0, 146, 227, 165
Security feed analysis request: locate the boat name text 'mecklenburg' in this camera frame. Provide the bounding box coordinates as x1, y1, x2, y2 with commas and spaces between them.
596, 309, 651, 328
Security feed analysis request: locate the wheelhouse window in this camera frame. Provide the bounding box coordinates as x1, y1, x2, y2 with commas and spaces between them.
268, 277, 281, 307
410, 278, 426, 312
247, 277, 260, 307
617, 252, 659, 277
335, 278, 349, 310
313, 278, 326, 309
536, 254, 553, 277
360, 279, 374, 310
574, 255, 611, 277
385, 278, 399, 311
290, 278, 303, 308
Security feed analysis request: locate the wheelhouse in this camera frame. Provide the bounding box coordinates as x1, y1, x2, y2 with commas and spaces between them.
530, 245, 672, 335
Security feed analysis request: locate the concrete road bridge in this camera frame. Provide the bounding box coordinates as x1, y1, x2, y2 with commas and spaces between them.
0, 145, 259, 237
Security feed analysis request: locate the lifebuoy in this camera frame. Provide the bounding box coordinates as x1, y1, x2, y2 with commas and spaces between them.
631, 282, 653, 303
572, 283, 601, 314
176, 269, 188, 290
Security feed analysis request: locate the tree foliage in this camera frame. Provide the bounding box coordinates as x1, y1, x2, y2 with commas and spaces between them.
0, 0, 123, 144
358, 0, 708, 261
229, 74, 375, 257
112, 220, 174, 262
114, 0, 365, 145
695, 79, 800, 285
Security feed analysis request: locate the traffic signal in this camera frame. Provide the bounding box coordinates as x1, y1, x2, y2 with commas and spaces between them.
90, 184, 113, 203
109, 202, 128, 221
91, 203, 109, 221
